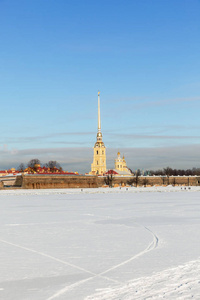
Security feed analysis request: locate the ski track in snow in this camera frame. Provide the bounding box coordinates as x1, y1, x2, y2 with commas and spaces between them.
85, 258, 200, 300
2, 187, 198, 299
44, 225, 159, 300
96, 224, 159, 277
0, 238, 120, 286
0, 223, 159, 300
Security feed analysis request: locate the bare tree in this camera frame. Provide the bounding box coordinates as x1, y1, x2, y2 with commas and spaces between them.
45, 161, 62, 171
27, 159, 41, 169
17, 163, 25, 172
127, 178, 134, 186
162, 176, 166, 185
133, 169, 141, 187
104, 174, 114, 187
143, 177, 148, 187
163, 167, 173, 176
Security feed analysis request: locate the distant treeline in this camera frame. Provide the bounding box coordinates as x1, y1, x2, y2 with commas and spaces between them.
144, 167, 200, 176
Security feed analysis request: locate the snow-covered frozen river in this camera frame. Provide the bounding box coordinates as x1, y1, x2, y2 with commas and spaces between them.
0, 186, 200, 299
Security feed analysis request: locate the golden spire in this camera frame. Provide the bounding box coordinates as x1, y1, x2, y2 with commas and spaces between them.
98, 91, 101, 132
97, 91, 102, 141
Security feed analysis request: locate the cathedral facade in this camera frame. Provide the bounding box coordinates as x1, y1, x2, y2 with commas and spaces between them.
114, 152, 132, 175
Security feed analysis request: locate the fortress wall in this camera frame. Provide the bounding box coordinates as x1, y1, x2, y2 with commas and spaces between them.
102, 175, 200, 187
136, 176, 200, 186
12, 175, 200, 189
21, 175, 99, 189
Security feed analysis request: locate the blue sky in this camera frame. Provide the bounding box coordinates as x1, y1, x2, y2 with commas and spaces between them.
0, 0, 200, 172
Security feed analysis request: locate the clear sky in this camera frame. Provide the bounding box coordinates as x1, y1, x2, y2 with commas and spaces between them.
0, 0, 200, 173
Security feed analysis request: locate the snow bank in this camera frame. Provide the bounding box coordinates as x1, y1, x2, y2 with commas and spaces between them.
85, 258, 200, 299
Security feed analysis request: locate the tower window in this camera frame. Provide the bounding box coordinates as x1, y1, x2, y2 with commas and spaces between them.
97, 161, 98, 165
102, 150, 104, 154
96, 150, 98, 155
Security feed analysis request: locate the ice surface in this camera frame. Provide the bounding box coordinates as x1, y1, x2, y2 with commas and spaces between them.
0, 186, 200, 299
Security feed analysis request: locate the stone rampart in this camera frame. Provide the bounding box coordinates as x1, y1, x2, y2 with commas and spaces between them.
109, 175, 200, 187
135, 175, 200, 186
8, 174, 200, 189
21, 174, 99, 189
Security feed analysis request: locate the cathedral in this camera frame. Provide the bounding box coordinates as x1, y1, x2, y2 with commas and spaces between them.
90, 92, 107, 175
114, 152, 132, 175
90, 92, 132, 176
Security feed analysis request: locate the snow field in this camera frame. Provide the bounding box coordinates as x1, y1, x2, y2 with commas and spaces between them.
0, 186, 199, 299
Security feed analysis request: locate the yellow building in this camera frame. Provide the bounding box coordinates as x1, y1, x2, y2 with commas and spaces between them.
90, 92, 107, 175
114, 152, 132, 175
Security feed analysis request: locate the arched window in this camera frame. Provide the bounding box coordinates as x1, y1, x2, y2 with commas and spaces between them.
97, 150, 98, 155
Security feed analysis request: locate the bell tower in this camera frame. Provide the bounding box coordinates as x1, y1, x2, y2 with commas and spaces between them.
90, 92, 107, 175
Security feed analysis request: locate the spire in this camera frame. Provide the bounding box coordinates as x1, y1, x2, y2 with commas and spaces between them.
98, 91, 101, 133
97, 91, 102, 141
90, 91, 106, 175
